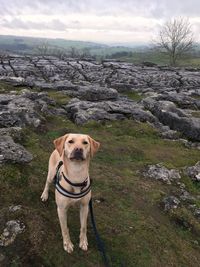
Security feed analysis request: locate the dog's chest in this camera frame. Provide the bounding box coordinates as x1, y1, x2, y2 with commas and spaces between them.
55, 190, 84, 207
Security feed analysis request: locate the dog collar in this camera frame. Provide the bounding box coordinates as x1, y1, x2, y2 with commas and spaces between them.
62, 172, 88, 189
54, 161, 91, 199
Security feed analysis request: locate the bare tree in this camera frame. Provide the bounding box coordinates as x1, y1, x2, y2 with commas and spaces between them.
51, 48, 68, 59
80, 47, 91, 58
0, 50, 8, 60
69, 46, 79, 58
35, 42, 50, 56
156, 18, 194, 66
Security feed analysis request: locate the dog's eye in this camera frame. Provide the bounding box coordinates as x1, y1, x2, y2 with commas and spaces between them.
68, 140, 74, 144
83, 141, 88, 145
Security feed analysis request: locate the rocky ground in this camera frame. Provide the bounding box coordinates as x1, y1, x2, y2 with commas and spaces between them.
1, 55, 200, 266
1, 55, 200, 140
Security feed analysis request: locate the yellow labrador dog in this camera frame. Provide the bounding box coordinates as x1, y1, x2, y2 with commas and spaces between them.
41, 133, 100, 253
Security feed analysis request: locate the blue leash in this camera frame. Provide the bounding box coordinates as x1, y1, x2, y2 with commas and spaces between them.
89, 198, 111, 267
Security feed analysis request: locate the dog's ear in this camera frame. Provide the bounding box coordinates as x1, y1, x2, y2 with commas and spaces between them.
53, 134, 69, 157
88, 136, 100, 158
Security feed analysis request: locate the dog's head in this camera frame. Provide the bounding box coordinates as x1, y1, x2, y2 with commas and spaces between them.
53, 133, 100, 161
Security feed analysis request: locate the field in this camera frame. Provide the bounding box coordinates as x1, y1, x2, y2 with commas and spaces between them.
1, 86, 200, 266
118, 51, 200, 67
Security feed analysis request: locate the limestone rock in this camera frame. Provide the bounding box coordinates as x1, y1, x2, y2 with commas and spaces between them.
67, 85, 119, 101
185, 162, 200, 182
162, 196, 180, 211
0, 91, 54, 128
0, 136, 33, 164
0, 220, 25, 247
143, 98, 200, 141
144, 164, 181, 184
66, 97, 157, 125
1, 55, 200, 142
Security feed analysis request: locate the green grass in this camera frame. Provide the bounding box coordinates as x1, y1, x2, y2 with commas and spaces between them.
0, 81, 23, 93
191, 111, 200, 118
122, 91, 144, 101
119, 51, 170, 65
47, 91, 71, 105
1, 90, 200, 267
118, 51, 200, 67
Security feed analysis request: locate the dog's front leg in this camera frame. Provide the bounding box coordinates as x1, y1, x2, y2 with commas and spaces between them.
79, 203, 89, 251
57, 206, 74, 253
41, 168, 55, 201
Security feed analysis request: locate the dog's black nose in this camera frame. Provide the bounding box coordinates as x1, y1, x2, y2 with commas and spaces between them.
75, 148, 83, 153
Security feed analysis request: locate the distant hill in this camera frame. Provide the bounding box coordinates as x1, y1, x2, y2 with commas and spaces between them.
0, 35, 108, 54
0, 34, 146, 58
1, 34, 199, 66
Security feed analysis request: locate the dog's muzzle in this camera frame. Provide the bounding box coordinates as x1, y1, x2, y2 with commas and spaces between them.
70, 148, 84, 160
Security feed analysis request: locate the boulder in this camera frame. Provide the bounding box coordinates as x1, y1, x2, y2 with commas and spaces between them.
162, 196, 180, 211
0, 127, 22, 139
0, 220, 25, 247
66, 97, 157, 125
179, 189, 196, 202
0, 91, 53, 128
143, 163, 181, 184
185, 162, 200, 182
160, 129, 180, 140
143, 98, 200, 141
75, 86, 118, 101
157, 92, 200, 109
0, 136, 33, 164
194, 208, 200, 218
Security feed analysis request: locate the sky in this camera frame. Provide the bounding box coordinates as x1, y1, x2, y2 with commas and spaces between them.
0, 0, 200, 45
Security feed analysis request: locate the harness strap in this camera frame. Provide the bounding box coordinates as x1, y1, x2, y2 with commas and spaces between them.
54, 161, 91, 199
55, 180, 91, 199
54, 161, 64, 184
62, 172, 88, 188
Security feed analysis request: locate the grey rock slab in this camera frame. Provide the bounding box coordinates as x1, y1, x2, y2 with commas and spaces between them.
74, 86, 118, 101
194, 208, 200, 218
0, 127, 22, 138
0, 136, 33, 164
185, 162, 200, 182
143, 98, 200, 141
162, 196, 180, 211
179, 189, 196, 202
156, 92, 200, 109
160, 129, 180, 140
0, 91, 54, 128
1, 55, 200, 92
2, 55, 200, 142
66, 97, 156, 125
144, 163, 181, 184
9, 205, 22, 212
0, 220, 25, 247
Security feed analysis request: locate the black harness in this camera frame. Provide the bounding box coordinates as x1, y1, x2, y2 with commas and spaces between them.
54, 161, 91, 199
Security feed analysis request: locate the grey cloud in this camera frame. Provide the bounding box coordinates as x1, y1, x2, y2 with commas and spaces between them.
1, 18, 67, 31
0, 15, 154, 33
0, 0, 199, 18
0, 0, 200, 43
150, 0, 200, 18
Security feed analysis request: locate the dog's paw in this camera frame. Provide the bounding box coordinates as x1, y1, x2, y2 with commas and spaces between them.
41, 191, 48, 202
64, 240, 74, 253
79, 238, 88, 251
